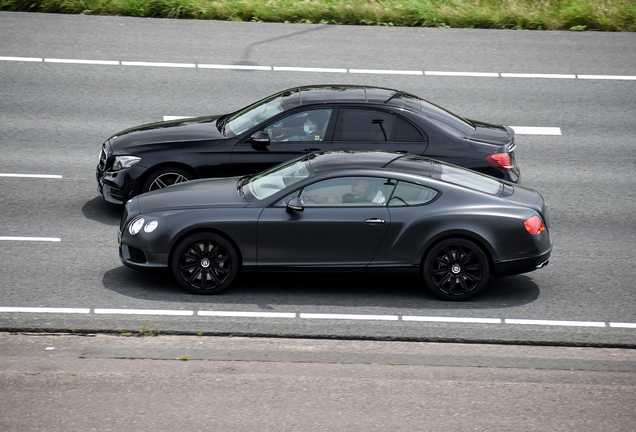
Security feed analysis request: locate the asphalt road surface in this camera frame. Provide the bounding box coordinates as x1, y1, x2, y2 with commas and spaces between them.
1, 12, 636, 346
1, 333, 635, 431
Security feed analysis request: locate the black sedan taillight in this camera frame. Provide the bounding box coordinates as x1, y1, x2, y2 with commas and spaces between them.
485, 153, 515, 171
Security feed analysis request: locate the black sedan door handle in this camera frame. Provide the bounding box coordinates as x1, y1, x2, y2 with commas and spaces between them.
365, 218, 386, 224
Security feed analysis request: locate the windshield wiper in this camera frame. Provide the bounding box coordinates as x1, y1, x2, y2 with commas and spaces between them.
216, 114, 229, 134
237, 175, 250, 199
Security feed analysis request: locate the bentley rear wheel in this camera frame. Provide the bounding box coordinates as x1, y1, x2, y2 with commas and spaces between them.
422, 238, 489, 301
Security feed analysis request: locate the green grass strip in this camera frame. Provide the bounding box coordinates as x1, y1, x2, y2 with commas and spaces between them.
2, 0, 635, 31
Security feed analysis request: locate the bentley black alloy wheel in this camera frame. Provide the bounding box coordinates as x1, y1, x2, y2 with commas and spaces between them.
171, 232, 238, 294
423, 238, 490, 300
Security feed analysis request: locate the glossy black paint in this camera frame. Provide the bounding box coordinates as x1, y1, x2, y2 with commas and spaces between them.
98, 85, 520, 204
118, 151, 550, 299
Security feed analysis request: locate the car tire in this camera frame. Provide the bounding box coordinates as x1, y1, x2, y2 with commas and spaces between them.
142, 167, 192, 193
422, 238, 490, 301
171, 232, 239, 295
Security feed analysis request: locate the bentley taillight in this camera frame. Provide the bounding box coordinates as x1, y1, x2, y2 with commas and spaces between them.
524, 215, 545, 235
485, 153, 515, 170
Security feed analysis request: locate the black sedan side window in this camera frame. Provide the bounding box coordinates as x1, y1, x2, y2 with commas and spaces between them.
340, 109, 424, 142
265, 109, 333, 142
388, 182, 438, 207
341, 109, 395, 141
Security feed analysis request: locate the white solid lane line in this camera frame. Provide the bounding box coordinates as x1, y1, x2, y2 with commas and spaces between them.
403, 316, 501, 324
198, 311, 296, 318
95, 308, 193, 316
0, 307, 90, 313
349, 69, 423, 75
274, 66, 348, 73
578, 75, 636, 80
505, 319, 606, 327
0, 237, 61, 242
45, 58, 119, 65
425, 71, 499, 77
0, 173, 63, 178
198, 64, 272, 71
121, 61, 196, 68
300, 313, 399, 321
501, 73, 577, 79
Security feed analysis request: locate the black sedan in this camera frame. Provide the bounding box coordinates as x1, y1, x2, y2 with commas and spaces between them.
98, 85, 520, 204
118, 150, 550, 300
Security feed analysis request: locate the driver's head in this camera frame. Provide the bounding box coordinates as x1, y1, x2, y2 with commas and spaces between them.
305, 111, 329, 133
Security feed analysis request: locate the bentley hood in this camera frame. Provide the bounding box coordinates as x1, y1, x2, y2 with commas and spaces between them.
136, 177, 248, 213
108, 115, 226, 153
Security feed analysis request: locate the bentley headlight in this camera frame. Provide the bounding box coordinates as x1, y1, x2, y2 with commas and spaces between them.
113, 155, 141, 171
144, 220, 158, 233
129, 217, 145, 235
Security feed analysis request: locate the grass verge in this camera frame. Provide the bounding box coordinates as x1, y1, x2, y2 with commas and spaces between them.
1, 0, 635, 31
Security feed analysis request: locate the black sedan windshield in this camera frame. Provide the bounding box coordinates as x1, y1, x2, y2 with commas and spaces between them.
226, 94, 285, 136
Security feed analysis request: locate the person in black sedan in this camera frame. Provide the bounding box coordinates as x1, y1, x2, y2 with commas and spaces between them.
285, 111, 329, 141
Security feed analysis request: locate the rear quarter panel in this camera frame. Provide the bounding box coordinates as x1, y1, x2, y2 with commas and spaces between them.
372, 190, 538, 269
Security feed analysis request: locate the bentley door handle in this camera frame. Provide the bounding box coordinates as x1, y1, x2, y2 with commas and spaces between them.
364, 218, 386, 224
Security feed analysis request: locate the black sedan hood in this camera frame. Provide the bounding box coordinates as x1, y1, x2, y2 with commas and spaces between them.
468, 120, 513, 145
137, 177, 248, 213
108, 115, 226, 153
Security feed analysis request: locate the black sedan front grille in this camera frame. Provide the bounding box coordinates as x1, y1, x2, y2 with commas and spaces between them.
98, 146, 108, 172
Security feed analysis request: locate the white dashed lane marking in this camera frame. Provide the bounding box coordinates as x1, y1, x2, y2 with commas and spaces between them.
0, 306, 634, 330
2, 56, 635, 80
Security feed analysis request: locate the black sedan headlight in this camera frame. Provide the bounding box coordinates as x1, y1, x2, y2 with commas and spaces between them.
112, 155, 142, 171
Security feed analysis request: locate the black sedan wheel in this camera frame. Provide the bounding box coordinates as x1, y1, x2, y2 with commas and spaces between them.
143, 167, 192, 192
423, 238, 490, 301
171, 232, 238, 294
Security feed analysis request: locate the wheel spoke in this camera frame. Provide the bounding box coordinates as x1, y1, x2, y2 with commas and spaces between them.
460, 250, 475, 266
153, 177, 169, 189
186, 267, 203, 284
448, 276, 457, 294
181, 262, 199, 272
206, 268, 221, 286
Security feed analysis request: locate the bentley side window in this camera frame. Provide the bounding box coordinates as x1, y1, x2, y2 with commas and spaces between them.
388, 181, 438, 206
299, 177, 394, 207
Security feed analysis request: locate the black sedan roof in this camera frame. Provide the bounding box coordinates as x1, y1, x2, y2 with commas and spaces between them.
279, 85, 436, 114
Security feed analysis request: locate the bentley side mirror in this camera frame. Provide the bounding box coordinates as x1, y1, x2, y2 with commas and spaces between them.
286, 197, 305, 214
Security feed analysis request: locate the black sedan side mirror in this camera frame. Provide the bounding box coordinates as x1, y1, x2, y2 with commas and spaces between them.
286, 197, 305, 214
250, 130, 270, 146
